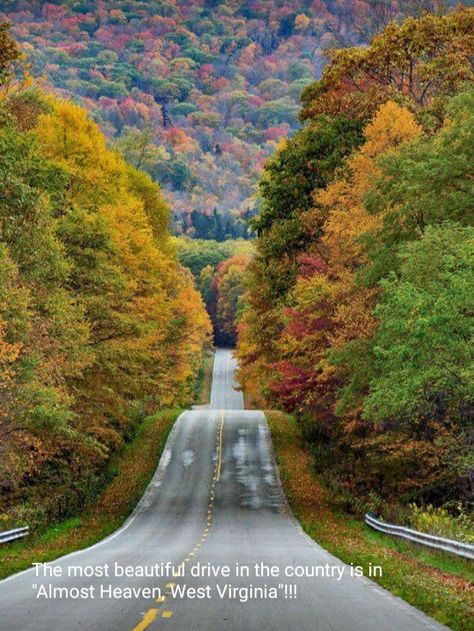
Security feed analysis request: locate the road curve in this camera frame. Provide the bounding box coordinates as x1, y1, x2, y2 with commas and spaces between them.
0, 349, 446, 631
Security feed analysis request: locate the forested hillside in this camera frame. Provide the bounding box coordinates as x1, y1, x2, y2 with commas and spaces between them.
0, 0, 458, 237
0, 24, 211, 526
237, 7, 474, 520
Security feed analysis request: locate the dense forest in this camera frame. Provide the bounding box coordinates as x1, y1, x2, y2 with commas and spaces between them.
237, 7, 474, 518
0, 0, 472, 541
0, 23, 211, 526
0, 0, 459, 238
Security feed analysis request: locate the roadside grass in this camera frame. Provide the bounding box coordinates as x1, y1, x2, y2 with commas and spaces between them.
265, 410, 474, 631
0, 409, 180, 581
193, 351, 214, 405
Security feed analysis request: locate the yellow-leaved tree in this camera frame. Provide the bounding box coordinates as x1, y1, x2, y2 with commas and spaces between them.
0, 92, 210, 524
317, 101, 422, 359
35, 99, 211, 445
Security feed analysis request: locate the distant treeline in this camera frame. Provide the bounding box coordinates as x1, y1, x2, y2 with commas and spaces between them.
176, 237, 252, 346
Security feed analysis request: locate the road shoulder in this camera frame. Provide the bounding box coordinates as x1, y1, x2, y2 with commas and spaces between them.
264, 410, 474, 631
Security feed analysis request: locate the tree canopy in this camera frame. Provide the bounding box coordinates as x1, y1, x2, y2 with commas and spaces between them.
0, 27, 211, 523
237, 8, 474, 509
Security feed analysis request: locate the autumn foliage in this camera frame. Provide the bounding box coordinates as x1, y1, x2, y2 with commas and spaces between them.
237, 8, 474, 512
0, 24, 211, 525
301, 8, 474, 125
175, 237, 252, 346
211, 255, 251, 347
1, 1, 462, 238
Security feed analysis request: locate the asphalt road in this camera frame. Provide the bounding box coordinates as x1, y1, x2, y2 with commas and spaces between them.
0, 349, 446, 631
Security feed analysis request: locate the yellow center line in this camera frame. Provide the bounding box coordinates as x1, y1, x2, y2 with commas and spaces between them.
132, 608, 158, 631
131, 406, 227, 630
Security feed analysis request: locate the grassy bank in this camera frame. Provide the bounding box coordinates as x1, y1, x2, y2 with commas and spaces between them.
265, 410, 474, 631
0, 409, 180, 580
194, 351, 214, 405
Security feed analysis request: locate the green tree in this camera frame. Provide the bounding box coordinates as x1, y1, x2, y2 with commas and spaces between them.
364, 223, 473, 429
214, 256, 250, 346
253, 116, 363, 298
198, 264, 215, 313
363, 88, 474, 286
115, 126, 169, 171
0, 104, 91, 455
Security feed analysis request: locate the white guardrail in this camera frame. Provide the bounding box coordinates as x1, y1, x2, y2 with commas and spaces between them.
365, 513, 474, 560
0, 526, 29, 545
